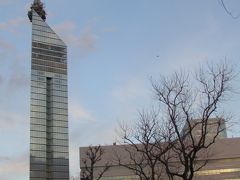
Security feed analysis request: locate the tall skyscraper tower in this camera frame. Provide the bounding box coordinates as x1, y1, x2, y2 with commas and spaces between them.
28, 1, 69, 179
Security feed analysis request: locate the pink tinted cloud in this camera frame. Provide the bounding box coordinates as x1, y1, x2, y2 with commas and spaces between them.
53, 21, 98, 57
0, 17, 28, 35
0, 153, 28, 179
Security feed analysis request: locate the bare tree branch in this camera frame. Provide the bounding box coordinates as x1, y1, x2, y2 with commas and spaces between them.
81, 145, 110, 180
219, 0, 240, 19
117, 62, 237, 180
115, 110, 166, 180
152, 62, 236, 180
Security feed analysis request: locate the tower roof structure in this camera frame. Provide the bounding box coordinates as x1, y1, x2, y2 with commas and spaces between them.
28, 0, 46, 22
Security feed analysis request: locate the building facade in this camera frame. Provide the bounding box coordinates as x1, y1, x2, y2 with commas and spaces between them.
29, 1, 69, 179
80, 138, 240, 180
181, 118, 227, 141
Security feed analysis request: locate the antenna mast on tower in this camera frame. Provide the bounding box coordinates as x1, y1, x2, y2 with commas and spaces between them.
28, 0, 46, 22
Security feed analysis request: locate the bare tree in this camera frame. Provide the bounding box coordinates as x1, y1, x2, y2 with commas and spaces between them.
115, 111, 170, 180
151, 62, 236, 180
118, 62, 236, 180
81, 145, 110, 180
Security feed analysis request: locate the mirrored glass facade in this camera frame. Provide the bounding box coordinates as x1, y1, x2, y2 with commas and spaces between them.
30, 10, 69, 180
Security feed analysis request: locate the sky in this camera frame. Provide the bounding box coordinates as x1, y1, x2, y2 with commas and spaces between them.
1, 0, 240, 179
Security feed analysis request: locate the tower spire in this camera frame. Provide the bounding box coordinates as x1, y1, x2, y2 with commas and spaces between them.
28, 0, 46, 22
33, 0, 41, 3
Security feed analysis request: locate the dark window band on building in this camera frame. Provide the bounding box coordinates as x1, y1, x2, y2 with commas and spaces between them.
32, 48, 66, 58
32, 42, 66, 52
32, 65, 67, 75
32, 59, 67, 69
32, 52, 66, 64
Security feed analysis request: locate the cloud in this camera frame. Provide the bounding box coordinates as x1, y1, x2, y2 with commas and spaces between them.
7, 55, 30, 90
0, 17, 26, 29
68, 101, 96, 179
0, 16, 28, 35
0, 153, 28, 179
0, 39, 29, 90
0, 113, 16, 129
53, 21, 98, 57
0, 156, 11, 162
67, 100, 119, 178
53, 21, 76, 34
69, 102, 95, 122
68, 124, 118, 179
8, 71, 29, 89
0, 38, 14, 50
112, 78, 147, 103
68, 116, 117, 179
0, 109, 27, 130
0, 37, 15, 58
